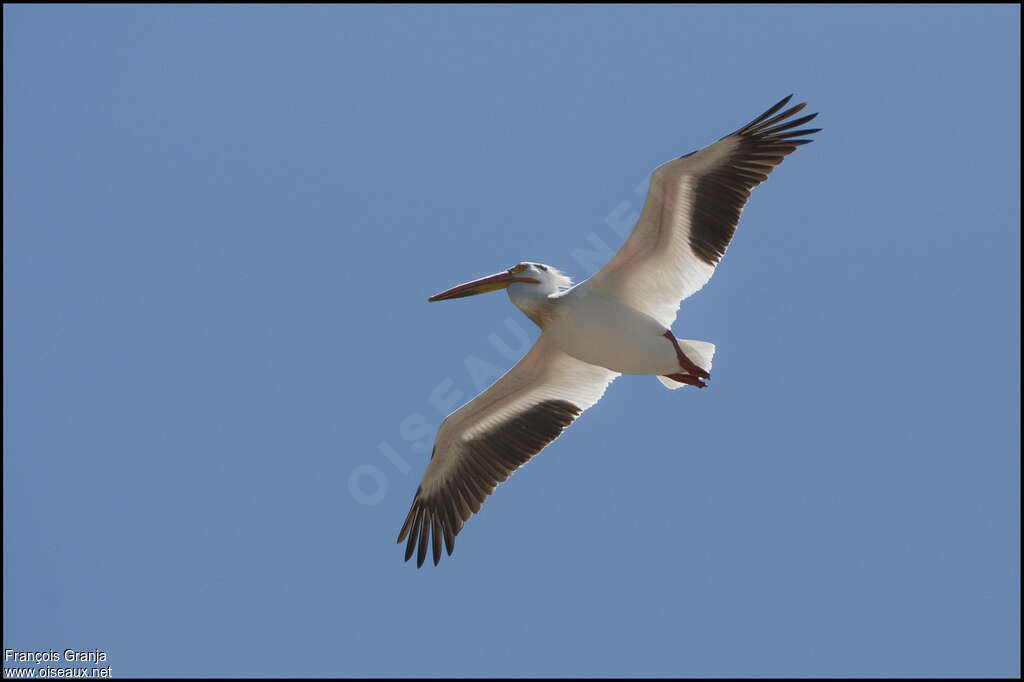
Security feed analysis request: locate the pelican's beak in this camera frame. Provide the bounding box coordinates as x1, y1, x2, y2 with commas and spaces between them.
429, 271, 539, 302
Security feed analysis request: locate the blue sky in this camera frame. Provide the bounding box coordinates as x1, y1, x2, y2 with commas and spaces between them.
3, 4, 1019, 678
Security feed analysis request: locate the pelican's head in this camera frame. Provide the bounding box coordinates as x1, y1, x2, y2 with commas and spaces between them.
428, 262, 572, 303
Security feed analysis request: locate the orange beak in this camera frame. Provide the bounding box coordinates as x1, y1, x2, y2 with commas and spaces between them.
429, 271, 539, 302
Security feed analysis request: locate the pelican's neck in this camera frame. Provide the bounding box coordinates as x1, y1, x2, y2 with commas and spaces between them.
508, 282, 560, 329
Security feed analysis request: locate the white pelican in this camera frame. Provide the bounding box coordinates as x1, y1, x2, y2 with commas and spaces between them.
398, 95, 820, 566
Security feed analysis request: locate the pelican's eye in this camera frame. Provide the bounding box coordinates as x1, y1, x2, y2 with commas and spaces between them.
509, 264, 528, 275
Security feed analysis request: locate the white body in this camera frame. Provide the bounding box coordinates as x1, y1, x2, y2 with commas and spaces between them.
544, 283, 680, 375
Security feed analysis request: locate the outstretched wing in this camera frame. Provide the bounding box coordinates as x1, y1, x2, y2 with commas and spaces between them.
589, 95, 821, 327
397, 335, 618, 567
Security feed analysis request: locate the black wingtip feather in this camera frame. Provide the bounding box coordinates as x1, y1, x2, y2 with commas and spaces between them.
761, 112, 818, 136
397, 509, 412, 544
404, 507, 420, 562
397, 399, 582, 568
744, 94, 794, 130
442, 505, 456, 556
762, 102, 807, 127
432, 516, 442, 566
772, 128, 822, 140
416, 512, 429, 568
686, 95, 821, 266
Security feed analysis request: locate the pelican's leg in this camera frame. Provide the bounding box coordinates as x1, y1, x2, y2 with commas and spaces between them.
662, 330, 711, 379
664, 372, 707, 389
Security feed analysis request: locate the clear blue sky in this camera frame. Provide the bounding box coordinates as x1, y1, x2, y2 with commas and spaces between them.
4, 5, 1019, 678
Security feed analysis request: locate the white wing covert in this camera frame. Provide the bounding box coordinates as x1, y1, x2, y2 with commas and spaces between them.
589, 95, 820, 328
397, 335, 618, 567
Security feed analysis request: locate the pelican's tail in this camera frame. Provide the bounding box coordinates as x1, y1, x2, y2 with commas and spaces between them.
658, 340, 715, 390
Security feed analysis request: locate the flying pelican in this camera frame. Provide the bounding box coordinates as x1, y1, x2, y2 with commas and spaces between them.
398, 95, 820, 567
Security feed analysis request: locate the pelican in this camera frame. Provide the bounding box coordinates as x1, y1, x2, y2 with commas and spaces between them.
398, 95, 820, 567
